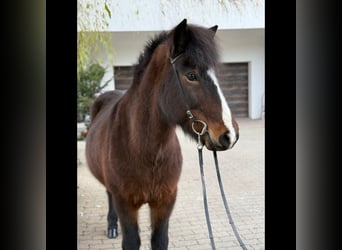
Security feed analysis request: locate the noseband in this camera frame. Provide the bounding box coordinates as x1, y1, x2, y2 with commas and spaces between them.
169, 54, 248, 250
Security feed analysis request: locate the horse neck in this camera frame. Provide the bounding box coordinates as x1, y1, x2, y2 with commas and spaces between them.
123, 58, 177, 152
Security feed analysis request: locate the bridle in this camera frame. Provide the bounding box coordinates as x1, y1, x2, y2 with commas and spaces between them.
169, 53, 208, 145
170, 54, 248, 250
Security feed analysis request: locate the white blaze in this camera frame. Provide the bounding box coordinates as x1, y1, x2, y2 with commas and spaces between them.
207, 69, 237, 148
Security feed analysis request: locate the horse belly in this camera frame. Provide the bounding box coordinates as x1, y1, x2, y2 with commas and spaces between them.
85, 138, 106, 185
121, 179, 179, 208
85, 90, 125, 186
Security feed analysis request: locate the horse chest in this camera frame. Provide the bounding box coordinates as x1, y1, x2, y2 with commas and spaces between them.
120, 151, 182, 206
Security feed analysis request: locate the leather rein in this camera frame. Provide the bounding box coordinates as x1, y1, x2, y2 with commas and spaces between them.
170, 54, 247, 250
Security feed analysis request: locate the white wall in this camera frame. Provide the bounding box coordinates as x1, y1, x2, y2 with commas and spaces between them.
78, 0, 265, 32
98, 62, 115, 94
111, 32, 158, 65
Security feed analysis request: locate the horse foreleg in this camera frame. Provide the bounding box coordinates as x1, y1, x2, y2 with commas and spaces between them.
149, 191, 177, 250
106, 191, 118, 238
114, 196, 141, 250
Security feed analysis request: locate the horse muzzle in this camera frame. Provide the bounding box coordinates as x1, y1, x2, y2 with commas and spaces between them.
204, 130, 239, 151
190, 118, 239, 151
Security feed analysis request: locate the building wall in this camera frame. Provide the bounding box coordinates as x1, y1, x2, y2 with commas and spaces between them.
217, 29, 265, 119
79, 0, 264, 32
80, 0, 265, 119
98, 28, 264, 119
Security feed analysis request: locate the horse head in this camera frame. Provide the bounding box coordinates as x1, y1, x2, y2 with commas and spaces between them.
159, 19, 239, 151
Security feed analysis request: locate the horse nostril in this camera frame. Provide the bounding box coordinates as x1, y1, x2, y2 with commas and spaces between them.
219, 133, 230, 148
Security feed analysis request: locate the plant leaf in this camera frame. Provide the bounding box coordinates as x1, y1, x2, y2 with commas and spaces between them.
105, 3, 111, 18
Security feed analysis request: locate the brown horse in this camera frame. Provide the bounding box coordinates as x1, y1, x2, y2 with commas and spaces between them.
85, 19, 239, 250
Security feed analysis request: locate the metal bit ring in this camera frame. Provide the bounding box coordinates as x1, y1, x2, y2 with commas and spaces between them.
192, 120, 208, 136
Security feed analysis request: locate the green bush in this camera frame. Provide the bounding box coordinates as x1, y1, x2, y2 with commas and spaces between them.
77, 63, 111, 122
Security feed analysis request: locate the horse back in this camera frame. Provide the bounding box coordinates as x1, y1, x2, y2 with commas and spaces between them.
90, 90, 126, 123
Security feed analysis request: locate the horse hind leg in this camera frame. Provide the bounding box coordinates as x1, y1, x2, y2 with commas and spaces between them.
106, 191, 118, 238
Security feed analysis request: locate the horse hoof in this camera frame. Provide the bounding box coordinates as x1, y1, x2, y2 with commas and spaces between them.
107, 228, 118, 238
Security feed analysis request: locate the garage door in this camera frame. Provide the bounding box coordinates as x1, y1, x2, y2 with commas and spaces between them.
217, 63, 248, 117
114, 62, 248, 117
113, 66, 134, 90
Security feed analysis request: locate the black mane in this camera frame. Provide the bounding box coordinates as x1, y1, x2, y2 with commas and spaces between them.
132, 31, 168, 85
182, 25, 219, 71
132, 24, 219, 85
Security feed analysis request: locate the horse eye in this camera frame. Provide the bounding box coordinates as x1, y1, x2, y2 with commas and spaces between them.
186, 72, 198, 82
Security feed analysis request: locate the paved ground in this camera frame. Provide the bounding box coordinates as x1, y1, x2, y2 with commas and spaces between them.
77, 118, 264, 250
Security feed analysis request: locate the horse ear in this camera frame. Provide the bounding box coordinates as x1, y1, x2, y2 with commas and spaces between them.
209, 25, 218, 37
172, 19, 189, 57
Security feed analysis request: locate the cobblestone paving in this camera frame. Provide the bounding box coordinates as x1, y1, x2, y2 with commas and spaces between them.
77, 118, 264, 249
